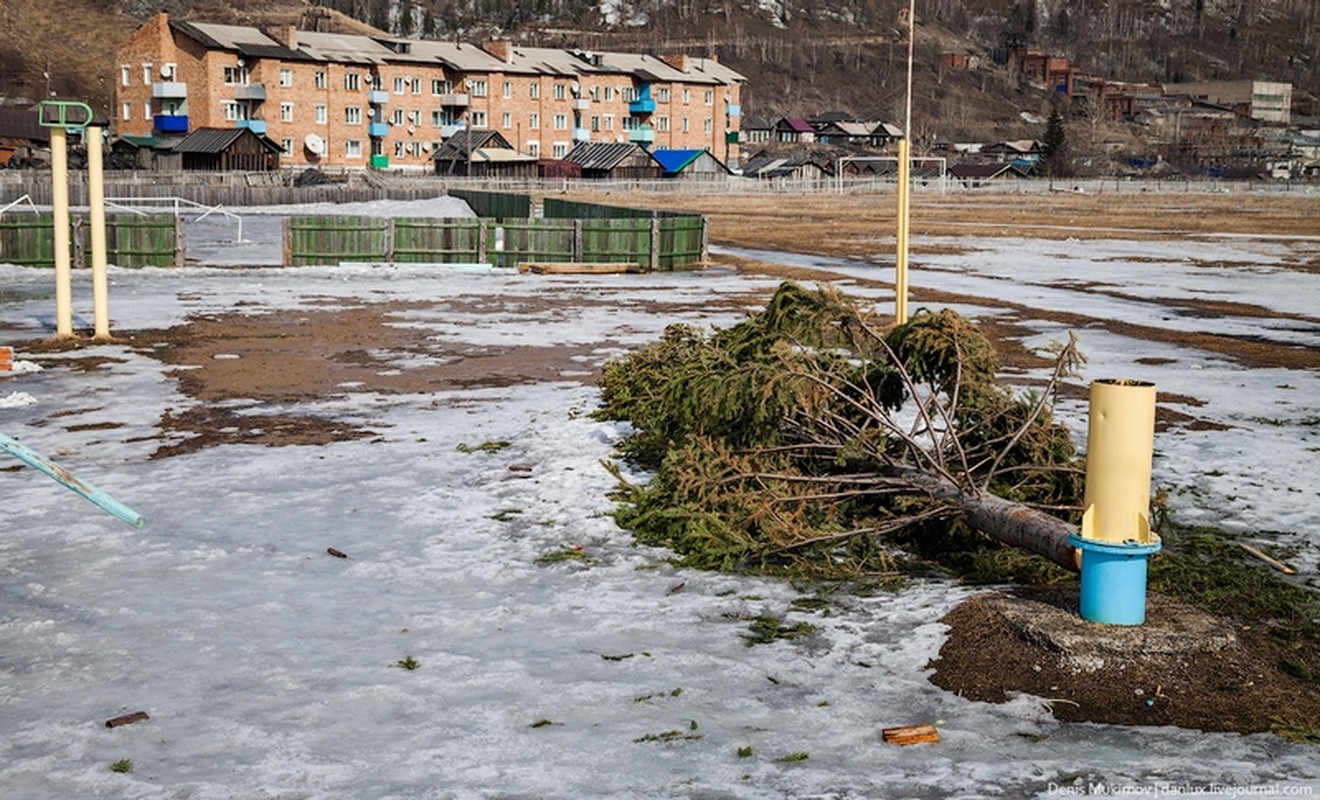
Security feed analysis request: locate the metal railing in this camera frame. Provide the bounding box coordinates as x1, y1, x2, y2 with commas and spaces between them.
106, 195, 245, 243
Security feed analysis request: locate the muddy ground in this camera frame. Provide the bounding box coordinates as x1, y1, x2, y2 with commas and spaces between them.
17, 189, 1320, 737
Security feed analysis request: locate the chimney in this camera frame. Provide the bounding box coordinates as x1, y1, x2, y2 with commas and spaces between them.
662, 54, 690, 73
484, 40, 513, 63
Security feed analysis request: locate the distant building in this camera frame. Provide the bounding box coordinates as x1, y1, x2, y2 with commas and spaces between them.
1163, 80, 1292, 125
113, 12, 745, 170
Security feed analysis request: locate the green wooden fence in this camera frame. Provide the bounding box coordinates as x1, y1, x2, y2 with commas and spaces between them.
449, 189, 532, 220
286, 214, 705, 270
0, 213, 179, 268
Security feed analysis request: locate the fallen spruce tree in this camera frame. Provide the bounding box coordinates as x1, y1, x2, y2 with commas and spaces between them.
595, 281, 1086, 579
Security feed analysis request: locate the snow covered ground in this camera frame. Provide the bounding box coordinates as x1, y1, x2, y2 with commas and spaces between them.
1, 200, 1317, 798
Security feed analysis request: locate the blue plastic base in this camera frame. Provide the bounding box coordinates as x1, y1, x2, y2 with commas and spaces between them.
1069, 534, 1162, 626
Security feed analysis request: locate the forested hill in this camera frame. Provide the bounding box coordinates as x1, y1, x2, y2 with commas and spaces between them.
4, 0, 1317, 141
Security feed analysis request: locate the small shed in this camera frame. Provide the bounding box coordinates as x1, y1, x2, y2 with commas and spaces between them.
650, 148, 730, 179
564, 142, 661, 180
774, 117, 816, 143
0, 108, 50, 167
433, 130, 537, 178
169, 128, 282, 171
949, 162, 1027, 187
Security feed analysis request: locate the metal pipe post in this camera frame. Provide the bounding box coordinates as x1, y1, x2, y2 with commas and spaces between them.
88, 126, 110, 339
51, 127, 73, 338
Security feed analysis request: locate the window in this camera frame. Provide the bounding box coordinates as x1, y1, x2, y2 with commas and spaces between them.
682, 116, 690, 132
469, 111, 487, 127
394, 141, 404, 158
280, 69, 293, 88
623, 87, 636, 102
408, 109, 422, 125
391, 108, 404, 125
604, 114, 614, 130
280, 103, 294, 122
223, 65, 250, 85
682, 88, 690, 104
222, 101, 240, 121
529, 82, 540, 99
552, 142, 568, 158
315, 105, 327, 124
553, 113, 567, 130
553, 83, 566, 100
143, 102, 151, 121
589, 86, 600, 102
705, 89, 714, 105
655, 116, 669, 132
345, 140, 362, 158
431, 79, 446, 95
411, 78, 421, 95
501, 111, 511, 129
657, 87, 670, 103
345, 106, 362, 124
314, 71, 326, 89
142, 63, 152, 84
281, 138, 293, 156
120, 65, 130, 86
469, 80, 487, 97
529, 113, 539, 130
394, 76, 405, 94
590, 116, 600, 132
622, 116, 636, 131
527, 141, 540, 157
502, 81, 512, 99
370, 75, 383, 91
704, 117, 713, 133
432, 110, 443, 127
603, 87, 614, 102
121, 102, 131, 121
345, 73, 360, 91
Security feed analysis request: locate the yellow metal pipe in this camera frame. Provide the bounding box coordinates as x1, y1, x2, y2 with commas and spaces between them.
1081, 378, 1157, 545
894, 138, 910, 325
88, 126, 110, 340
51, 127, 73, 338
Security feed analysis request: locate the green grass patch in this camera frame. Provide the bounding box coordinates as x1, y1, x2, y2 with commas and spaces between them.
535, 546, 596, 565
110, 758, 133, 774
743, 615, 818, 646
457, 440, 511, 454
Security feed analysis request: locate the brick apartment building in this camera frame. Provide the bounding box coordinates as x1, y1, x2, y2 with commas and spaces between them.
114, 13, 745, 170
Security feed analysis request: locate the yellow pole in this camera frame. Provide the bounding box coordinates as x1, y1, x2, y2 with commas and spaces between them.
895, 138, 910, 325
88, 126, 110, 340
1081, 379, 1158, 544
51, 126, 74, 338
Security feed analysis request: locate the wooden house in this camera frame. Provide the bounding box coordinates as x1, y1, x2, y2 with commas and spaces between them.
163, 127, 282, 171
650, 148, 730, 179
432, 130, 538, 178
563, 142, 661, 180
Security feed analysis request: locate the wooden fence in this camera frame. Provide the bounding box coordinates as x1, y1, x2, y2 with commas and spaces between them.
0, 213, 182, 268
284, 215, 706, 270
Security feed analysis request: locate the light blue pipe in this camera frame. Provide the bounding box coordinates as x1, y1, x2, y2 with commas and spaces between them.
0, 432, 145, 528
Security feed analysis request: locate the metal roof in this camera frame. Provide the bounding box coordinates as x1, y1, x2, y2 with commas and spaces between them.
173, 127, 282, 154
650, 148, 703, 174
295, 30, 396, 65
432, 130, 517, 160
565, 142, 650, 171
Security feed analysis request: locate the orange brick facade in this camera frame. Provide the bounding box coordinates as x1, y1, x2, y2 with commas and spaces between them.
114, 13, 744, 170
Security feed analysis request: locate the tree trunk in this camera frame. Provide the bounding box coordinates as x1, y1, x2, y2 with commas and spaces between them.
899, 470, 1080, 572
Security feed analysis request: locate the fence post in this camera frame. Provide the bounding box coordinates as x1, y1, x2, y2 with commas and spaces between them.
573, 219, 583, 262
650, 217, 660, 272
72, 217, 86, 271
385, 218, 396, 264
174, 215, 186, 267
701, 215, 709, 264
477, 220, 488, 263
281, 217, 292, 267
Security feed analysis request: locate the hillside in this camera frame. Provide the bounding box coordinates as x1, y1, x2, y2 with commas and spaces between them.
4, 0, 1316, 152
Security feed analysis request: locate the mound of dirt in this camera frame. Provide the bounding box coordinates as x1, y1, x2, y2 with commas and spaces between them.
928, 587, 1320, 735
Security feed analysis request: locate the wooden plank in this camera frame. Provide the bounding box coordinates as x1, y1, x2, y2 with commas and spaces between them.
518, 261, 641, 275
882, 723, 940, 746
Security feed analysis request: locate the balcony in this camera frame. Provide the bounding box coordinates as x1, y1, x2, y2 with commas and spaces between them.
439, 123, 466, 138
233, 83, 266, 101
439, 93, 469, 107
628, 125, 655, 145
153, 114, 188, 134
628, 98, 655, 115
572, 127, 591, 142
726, 103, 741, 117
573, 98, 591, 111
368, 90, 389, 105
152, 81, 187, 98
236, 119, 267, 135
370, 154, 390, 169
369, 121, 390, 138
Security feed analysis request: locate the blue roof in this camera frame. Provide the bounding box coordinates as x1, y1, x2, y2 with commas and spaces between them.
650, 148, 703, 174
